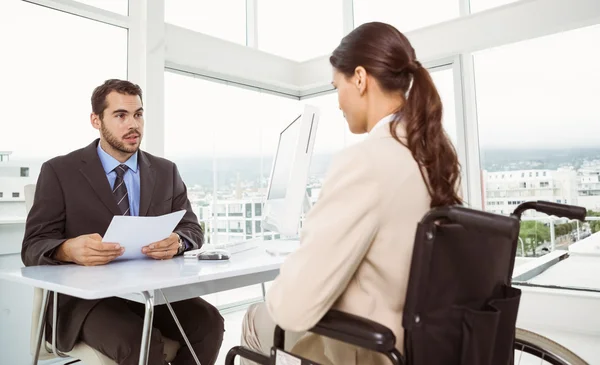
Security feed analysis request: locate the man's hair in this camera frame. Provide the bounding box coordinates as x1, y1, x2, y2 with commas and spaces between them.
91, 79, 143, 120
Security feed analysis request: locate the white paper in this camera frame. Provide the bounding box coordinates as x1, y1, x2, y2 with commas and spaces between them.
102, 210, 186, 260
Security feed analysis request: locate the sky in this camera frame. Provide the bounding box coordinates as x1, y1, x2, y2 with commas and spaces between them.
1, 0, 599, 162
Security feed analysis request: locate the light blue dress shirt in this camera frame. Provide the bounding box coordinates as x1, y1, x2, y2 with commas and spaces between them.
97, 143, 141, 216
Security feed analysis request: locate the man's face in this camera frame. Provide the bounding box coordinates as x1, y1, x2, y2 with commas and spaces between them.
92, 91, 144, 154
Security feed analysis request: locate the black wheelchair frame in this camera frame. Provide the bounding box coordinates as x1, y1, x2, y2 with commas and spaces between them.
225, 201, 587, 365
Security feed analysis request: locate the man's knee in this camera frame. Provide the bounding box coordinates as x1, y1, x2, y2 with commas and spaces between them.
121, 326, 166, 365
185, 299, 225, 341
204, 303, 225, 346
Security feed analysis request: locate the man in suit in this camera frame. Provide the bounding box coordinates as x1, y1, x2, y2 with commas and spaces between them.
22, 79, 224, 365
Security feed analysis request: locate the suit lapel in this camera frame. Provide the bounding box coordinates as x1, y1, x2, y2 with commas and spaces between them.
79, 140, 122, 216
139, 151, 156, 216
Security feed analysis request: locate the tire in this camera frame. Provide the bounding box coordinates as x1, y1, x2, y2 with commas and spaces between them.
515, 328, 588, 365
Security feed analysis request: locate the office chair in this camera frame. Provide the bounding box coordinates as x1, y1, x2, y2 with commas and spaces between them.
24, 184, 180, 364
226, 201, 587, 365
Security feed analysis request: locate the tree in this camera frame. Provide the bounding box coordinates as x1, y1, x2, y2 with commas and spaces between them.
554, 222, 573, 237
519, 221, 550, 256
587, 211, 600, 233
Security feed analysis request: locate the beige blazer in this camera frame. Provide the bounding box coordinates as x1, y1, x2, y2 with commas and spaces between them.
265, 120, 432, 364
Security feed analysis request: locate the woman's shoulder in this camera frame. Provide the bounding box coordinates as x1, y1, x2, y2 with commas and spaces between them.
332, 133, 416, 169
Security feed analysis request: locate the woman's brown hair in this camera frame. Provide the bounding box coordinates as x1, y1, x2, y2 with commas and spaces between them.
330, 22, 462, 208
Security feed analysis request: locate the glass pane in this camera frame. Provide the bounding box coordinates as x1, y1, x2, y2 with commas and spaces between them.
257, 0, 343, 61
0, 1, 127, 220
165, 0, 247, 45
474, 25, 600, 263
470, 0, 520, 13
430, 68, 458, 148
164, 72, 301, 245
164, 73, 223, 244
214, 86, 262, 244
75, 0, 128, 15
353, 0, 460, 33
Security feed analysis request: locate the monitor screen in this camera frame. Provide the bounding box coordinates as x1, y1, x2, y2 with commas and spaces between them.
267, 115, 302, 200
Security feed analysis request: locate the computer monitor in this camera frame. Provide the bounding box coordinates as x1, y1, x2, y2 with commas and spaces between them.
262, 104, 319, 237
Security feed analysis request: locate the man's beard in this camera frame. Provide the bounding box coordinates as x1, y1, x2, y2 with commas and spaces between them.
100, 121, 141, 154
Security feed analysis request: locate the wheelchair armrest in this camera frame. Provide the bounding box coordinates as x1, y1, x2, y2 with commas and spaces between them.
225, 346, 270, 365
309, 310, 397, 353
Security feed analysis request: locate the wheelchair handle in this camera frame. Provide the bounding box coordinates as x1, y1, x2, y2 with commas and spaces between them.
512, 201, 586, 221
421, 206, 519, 238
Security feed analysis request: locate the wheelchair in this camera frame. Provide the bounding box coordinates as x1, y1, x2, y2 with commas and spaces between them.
225, 201, 589, 365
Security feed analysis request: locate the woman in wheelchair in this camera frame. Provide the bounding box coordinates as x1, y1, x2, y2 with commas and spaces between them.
240, 22, 462, 365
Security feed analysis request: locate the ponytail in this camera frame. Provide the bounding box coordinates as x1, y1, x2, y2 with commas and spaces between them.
390, 62, 463, 208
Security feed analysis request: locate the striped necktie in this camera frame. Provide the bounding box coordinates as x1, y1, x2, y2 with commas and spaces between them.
113, 164, 130, 216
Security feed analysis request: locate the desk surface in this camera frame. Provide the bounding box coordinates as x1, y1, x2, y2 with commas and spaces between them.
0, 245, 286, 300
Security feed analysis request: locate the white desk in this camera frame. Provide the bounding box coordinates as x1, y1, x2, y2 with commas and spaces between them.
0, 244, 287, 365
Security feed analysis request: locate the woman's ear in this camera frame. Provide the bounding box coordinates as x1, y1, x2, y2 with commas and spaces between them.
354, 66, 367, 96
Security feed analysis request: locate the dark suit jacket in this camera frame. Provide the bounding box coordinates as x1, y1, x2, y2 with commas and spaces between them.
22, 139, 204, 351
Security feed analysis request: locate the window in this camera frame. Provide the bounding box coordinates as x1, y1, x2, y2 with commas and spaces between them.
255, 220, 262, 233
165, 71, 300, 244
475, 25, 600, 258
254, 203, 262, 216
0, 1, 127, 219
75, 0, 128, 15
0, 192, 3, 198
20, 167, 29, 177
353, 0, 460, 33
258, 0, 343, 61
469, 0, 520, 14
165, 0, 247, 45
430, 68, 459, 147
12, 192, 19, 198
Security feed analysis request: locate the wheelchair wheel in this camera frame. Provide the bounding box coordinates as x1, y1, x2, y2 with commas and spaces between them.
515, 328, 588, 365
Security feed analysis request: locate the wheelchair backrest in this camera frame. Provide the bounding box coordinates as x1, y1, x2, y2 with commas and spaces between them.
402, 205, 522, 365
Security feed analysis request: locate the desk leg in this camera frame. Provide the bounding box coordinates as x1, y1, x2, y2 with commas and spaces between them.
158, 289, 201, 365
32, 289, 50, 365
50, 291, 68, 358
139, 291, 155, 365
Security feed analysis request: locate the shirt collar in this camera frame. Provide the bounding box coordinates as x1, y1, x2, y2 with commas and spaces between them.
369, 113, 397, 134
96, 141, 138, 174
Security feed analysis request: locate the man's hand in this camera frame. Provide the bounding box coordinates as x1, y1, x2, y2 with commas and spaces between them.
142, 232, 180, 260
54, 233, 124, 266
